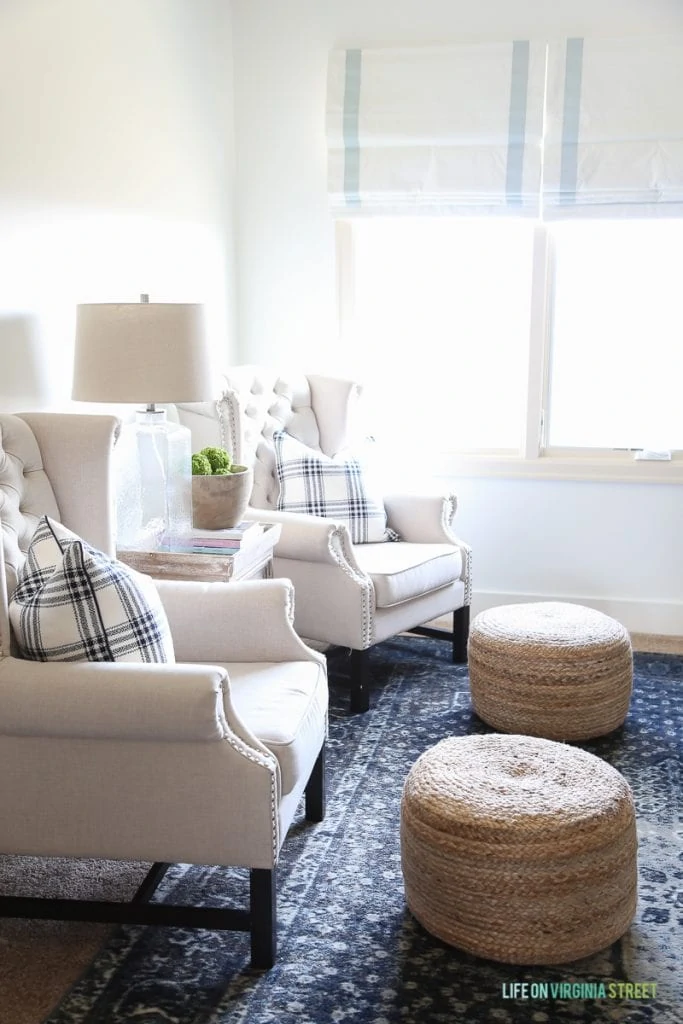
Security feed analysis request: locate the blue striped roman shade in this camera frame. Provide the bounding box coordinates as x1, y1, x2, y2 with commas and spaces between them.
542, 36, 683, 217
327, 35, 683, 219
326, 42, 546, 216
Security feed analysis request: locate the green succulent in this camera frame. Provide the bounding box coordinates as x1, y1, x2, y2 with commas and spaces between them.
213, 467, 231, 475
191, 452, 213, 476
200, 446, 232, 473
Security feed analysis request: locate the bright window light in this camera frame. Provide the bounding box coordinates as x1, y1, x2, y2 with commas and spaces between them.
340, 218, 534, 452
548, 220, 683, 450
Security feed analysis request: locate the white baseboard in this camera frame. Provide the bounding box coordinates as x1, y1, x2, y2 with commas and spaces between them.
467, 591, 683, 638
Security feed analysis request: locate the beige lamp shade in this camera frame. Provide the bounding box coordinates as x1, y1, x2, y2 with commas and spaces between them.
72, 302, 213, 404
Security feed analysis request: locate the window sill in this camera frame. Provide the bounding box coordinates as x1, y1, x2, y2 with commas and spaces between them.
431, 452, 683, 484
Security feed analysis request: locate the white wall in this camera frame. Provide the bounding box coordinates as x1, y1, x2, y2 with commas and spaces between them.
0, 0, 236, 408
231, 0, 683, 634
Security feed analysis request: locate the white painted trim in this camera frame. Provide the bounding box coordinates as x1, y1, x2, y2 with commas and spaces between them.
430, 451, 683, 484
335, 220, 354, 333
522, 224, 550, 459
470, 591, 683, 637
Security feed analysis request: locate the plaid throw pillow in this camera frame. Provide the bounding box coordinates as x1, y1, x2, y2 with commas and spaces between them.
273, 431, 397, 544
9, 516, 175, 663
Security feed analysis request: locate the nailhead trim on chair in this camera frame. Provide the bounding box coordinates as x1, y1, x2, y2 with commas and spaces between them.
218, 678, 281, 860
460, 541, 473, 606
284, 583, 294, 624
217, 382, 374, 647
215, 394, 233, 457
327, 527, 375, 649
439, 494, 472, 607
214, 374, 470, 651
442, 494, 458, 530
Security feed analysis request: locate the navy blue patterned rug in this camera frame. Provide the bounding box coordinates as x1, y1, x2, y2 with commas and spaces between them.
45, 638, 682, 1024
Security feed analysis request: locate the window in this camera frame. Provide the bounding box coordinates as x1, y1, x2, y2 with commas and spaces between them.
337, 217, 683, 472
339, 218, 534, 452
547, 220, 683, 451
329, 36, 683, 478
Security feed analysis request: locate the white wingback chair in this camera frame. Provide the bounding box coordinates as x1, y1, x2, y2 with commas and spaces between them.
176, 367, 471, 713
0, 411, 327, 967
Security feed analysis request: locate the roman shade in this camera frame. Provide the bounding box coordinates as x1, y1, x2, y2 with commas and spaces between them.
543, 36, 683, 217
327, 36, 683, 220
326, 42, 546, 216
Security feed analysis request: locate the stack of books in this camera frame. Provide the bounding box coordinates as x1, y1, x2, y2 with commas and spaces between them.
118, 522, 281, 583
169, 520, 264, 556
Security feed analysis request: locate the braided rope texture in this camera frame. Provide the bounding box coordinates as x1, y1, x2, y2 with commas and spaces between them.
468, 602, 633, 741
401, 734, 637, 965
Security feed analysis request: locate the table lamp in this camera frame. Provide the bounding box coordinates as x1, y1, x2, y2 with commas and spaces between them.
72, 296, 213, 551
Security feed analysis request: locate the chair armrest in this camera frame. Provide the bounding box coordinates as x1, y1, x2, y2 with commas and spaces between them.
154, 577, 326, 666
244, 507, 361, 567
0, 657, 228, 742
383, 491, 459, 543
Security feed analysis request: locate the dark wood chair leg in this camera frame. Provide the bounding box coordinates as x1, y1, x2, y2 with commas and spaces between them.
250, 868, 276, 969
350, 649, 371, 713
305, 745, 326, 822
452, 605, 470, 663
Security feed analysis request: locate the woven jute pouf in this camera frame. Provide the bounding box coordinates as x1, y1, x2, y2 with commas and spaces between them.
401, 734, 637, 964
468, 602, 633, 740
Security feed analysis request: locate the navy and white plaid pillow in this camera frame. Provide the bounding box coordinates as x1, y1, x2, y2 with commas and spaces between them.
273, 431, 398, 544
9, 516, 175, 663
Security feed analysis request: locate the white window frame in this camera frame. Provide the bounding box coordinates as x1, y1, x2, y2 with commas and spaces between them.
336, 220, 683, 484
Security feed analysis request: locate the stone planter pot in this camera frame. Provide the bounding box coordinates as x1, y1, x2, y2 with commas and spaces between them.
192, 466, 253, 530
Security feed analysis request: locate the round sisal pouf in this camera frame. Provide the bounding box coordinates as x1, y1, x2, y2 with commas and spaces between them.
400, 734, 637, 964
468, 602, 633, 740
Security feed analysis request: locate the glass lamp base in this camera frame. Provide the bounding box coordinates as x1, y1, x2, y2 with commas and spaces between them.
114, 410, 192, 552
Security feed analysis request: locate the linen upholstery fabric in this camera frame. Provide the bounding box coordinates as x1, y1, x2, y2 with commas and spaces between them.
10, 516, 175, 663
218, 660, 329, 797
174, 369, 362, 512
273, 430, 393, 544
352, 542, 463, 608
0, 663, 229, 742
0, 411, 328, 891
0, 413, 119, 658
0, 415, 62, 602
0, 576, 328, 867
172, 368, 472, 657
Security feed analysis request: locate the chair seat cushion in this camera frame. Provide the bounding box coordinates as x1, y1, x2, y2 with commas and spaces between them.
9, 516, 175, 663
220, 660, 327, 796
353, 542, 463, 608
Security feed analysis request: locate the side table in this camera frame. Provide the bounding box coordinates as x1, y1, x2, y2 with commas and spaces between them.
117, 522, 282, 583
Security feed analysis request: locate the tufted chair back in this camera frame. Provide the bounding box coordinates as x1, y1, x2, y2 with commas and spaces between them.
177, 367, 362, 511
0, 415, 62, 653
0, 412, 120, 658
